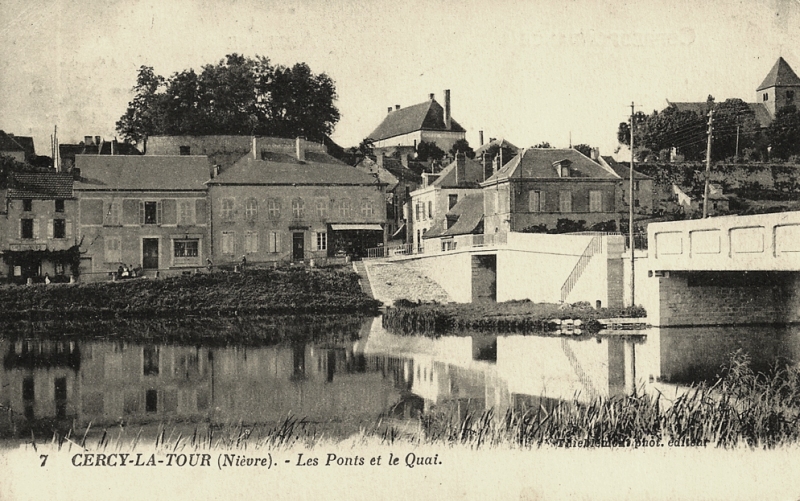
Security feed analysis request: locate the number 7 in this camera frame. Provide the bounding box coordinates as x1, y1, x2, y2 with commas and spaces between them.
40, 455, 48, 467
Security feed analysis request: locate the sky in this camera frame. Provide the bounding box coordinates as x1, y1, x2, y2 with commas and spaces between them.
1, 0, 799, 159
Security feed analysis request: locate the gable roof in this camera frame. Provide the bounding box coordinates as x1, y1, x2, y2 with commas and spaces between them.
430, 156, 485, 189
441, 193, 484, 237
0, 131, 28, 154
367, 98, 466, 142
74, 155, 211, 191
484, 148, 620, 185
209, 151, 383, 186
600, 156, 652, 180
474, 138, 519, 156
757, 57, 800, 91
8, 172, 73, 199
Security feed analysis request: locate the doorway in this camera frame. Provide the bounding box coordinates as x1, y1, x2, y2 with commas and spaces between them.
143, 238, 159, 269
471, 254, 497, 303
292, 233, 305, 260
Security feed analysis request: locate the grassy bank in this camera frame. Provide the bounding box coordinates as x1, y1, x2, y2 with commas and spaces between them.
0, 267, 383, 320
382, 300, 646, 336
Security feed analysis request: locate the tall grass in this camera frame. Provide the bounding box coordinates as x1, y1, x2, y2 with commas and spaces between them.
382, 300, 646, 337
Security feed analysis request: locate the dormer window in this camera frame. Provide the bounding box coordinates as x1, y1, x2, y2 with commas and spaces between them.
553, 160, 572, 177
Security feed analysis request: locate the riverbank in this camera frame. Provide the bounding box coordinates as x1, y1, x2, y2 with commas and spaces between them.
0, 267, 383, 320
382, 300, 646, 336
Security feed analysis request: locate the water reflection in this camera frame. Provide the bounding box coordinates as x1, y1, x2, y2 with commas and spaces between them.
2, 318, 799, 439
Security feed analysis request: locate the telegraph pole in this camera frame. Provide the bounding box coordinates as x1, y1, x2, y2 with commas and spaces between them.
629, 102, 635, 307
703, 110, 713, 218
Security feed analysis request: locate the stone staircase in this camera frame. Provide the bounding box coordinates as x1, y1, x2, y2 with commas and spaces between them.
352, 260, 375, 298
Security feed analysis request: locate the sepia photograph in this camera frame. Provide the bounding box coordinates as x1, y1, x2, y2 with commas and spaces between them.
2, 0, 800, 499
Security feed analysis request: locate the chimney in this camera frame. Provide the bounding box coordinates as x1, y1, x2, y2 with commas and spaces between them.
295, 137, 305, 162
95, 136, 101, 146
455, 152, 466, 185
395, 104, 400, 111
387, 106, 393, 114
252, 137, 258, 159
110, 139, 115, 156
376, 151, 384, 168
444, 89, 451, 130
84, 135, 93, 146
591, 147, 599, 161
479, 130, 484, 146
212, 165, 221, 178
400, 153, 408, 168
429, 93, 435, 100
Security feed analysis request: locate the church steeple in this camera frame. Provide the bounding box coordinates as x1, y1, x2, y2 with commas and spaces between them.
757, 57, 800, 118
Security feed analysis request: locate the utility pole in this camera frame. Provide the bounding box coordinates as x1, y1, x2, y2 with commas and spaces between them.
703, 110, 713, 218
735, 117, 740, 160
629, 102, 635, 308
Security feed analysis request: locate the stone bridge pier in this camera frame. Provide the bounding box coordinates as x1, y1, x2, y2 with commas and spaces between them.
646, 212, 800, 327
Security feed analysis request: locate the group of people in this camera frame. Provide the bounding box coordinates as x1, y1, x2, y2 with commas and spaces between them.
116, 264, 140, 279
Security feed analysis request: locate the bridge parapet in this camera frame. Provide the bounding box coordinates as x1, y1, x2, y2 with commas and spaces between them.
648, 211, 800, 271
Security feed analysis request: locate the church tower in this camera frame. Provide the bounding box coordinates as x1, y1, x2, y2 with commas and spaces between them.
756, 57, 800, 118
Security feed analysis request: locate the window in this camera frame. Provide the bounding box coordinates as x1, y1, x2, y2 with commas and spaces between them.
316, 232, 327, 251
268, 232, 281, 253
763, 92, 769, 101
179, 146, 191, 155
339, 199, 351, 218
244, 231, 258, 253
634, 199, 640, 207
174, 239, 199, 258
448, 194, 458, 209
178, 200, 195, 225
268, 199, 281, 219
145, 390, 158, 413
105, 202, 121, 225
221, 231, 235, 254
105, 236, 121, 262
559, 191, 572, 213
143, 201, 159, 224
788, 90, 795, 102
427, 201, 432, 219
634, 180, 640, 191
415, 202, 421, 222
528, 190, 545, 212
55, 263, 65, 275
316, 198, 328, 218
21, 219, 34, 239
22, 199, 32, 212
292, 198, 304, 219
221, 198, 235, 221
55, 199, 65, 212
589, 191, 603, 212
244, 198, 258, 221
53, 219, 66, 238
360, 199, 374, 217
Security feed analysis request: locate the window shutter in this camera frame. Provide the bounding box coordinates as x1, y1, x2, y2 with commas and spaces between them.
66, 221, 73, 238
139, 201, 145, 225
157, 201, 163, 224
540, 192, 546, 212
47, 220, 54, 239
33, 219, 40, 239
276, 232, 281, 252
18, 219, 22, 238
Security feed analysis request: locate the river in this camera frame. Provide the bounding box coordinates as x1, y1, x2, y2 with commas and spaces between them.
2, 316, 799, 441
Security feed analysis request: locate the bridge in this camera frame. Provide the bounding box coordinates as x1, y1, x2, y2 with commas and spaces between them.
645, 211, 800, 326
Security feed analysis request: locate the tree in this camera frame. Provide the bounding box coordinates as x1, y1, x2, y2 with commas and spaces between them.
116, 55, 340, 145
416, 141, 445, 162
767, 104, 800, 159
449, 138, 475, 159
711, 99, 761, 160
573, 144, 594, 158
532, 141, 551, 148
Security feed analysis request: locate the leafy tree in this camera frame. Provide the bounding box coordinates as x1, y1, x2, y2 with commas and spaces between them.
711, 99, 761, 160
532, 141, 551, 148
0, 154, 50, 189
767, 104, 800, 159
116, 55, 340, 146
480, 142, 517, 178
449, 138, 475, 159
573, 144, 594, 158
416, 141, 445, 162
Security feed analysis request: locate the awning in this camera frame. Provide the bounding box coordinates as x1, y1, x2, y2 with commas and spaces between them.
330, 224, 383, 231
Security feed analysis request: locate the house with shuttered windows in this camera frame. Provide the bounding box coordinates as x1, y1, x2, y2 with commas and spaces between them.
73, 155, 210, 279
0, 172, 76, 282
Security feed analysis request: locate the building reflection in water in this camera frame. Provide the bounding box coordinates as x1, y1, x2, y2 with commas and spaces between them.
3, 318, 800, 437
